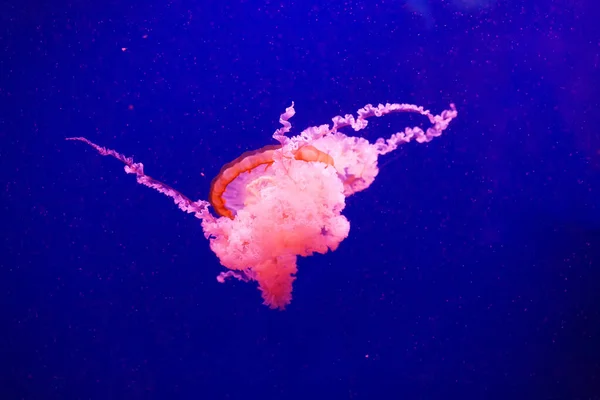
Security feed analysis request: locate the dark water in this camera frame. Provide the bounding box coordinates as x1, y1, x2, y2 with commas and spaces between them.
2, 0, 599, 398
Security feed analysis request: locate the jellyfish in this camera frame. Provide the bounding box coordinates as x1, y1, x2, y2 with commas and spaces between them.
67, 101, 457, 309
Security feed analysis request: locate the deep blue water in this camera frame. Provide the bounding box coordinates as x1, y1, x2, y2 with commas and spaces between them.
2, 0, 599, 398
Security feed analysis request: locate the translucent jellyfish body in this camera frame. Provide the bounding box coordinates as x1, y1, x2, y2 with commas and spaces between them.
68, 101, 457, 309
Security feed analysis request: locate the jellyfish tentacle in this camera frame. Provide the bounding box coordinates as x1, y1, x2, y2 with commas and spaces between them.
66, 137, 211, 220
272, 101, 296, 145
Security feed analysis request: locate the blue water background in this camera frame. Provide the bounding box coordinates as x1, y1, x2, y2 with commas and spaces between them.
1, 0, 599, 398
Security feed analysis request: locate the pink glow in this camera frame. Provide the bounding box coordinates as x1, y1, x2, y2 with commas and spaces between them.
67, 101, 457, 309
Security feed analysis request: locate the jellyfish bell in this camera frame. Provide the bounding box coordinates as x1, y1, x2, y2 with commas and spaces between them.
67, 101, 457, 309
209, 143, 335, 220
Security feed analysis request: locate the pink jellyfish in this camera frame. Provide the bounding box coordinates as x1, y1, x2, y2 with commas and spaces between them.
67, 101, 457, 310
